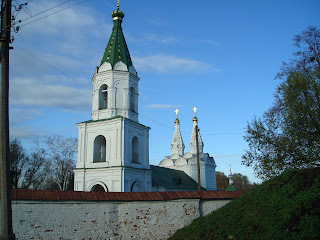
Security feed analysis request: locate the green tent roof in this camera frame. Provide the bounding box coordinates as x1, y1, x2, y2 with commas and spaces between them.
225, 185, 239, 191
151, 165, 206, 191
100, 7, 133, 68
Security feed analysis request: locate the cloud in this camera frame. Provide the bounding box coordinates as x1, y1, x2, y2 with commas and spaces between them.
10, 108, 44, 124
10, 76, 92, 112
10, 125, 47, 140
201, 39, 221, 47
144, 104, 182, 109
144, 33, 177, 43
213, 154, 242, 160
12, 0, 111, 77
133, 54, 222, 74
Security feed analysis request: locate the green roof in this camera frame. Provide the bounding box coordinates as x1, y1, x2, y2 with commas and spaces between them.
225, 185, 239, 191
151, 165, 206, 191
100, 7, 133, 68
79, 115, 122, 124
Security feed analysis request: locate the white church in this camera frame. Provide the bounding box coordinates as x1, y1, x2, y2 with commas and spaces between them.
73, 3, 217, 192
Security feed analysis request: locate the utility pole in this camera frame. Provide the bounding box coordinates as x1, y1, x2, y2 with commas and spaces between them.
0, 0, 15, 239
195, 125, 201, 191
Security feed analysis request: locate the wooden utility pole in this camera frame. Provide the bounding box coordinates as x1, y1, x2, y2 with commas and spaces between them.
195, 125, 201, 191
0, 0, 15, 239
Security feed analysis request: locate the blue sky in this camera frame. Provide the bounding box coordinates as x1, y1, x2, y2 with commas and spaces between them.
9, 0, 320, 184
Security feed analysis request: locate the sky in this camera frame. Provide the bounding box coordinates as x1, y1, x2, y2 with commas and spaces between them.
8, 0, 320, 184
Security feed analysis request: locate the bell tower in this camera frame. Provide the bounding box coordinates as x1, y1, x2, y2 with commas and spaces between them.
91, 4, 138, 122
74, 3, 151, 192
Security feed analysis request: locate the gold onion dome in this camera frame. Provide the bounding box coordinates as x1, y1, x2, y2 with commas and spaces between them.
175, 118, 180, 125
193, 116, 198, 122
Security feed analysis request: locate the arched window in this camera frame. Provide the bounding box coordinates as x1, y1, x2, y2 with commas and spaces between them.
132, 136, 139, 163
91, 184, 108, 192
130, 87, 135, 112
93, 135, 106, 162
99, 84, 108, 109
131, 181, 142, 192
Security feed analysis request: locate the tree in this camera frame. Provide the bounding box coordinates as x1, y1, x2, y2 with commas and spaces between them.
45, 135, 77, 191
21, 146, 47, 189
242, 26, 320, 180
9, 139, 28, 189
9, 139, 47, 189
216, 171, 257, 190
216, 171, 228, 190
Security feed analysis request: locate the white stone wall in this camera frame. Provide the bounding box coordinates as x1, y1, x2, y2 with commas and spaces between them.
1, 199, 231, 240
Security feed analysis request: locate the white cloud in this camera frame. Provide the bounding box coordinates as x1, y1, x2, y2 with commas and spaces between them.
144, 104, 182, 109
201, 39, 220, 47
133, 54, 222, 74
10, 125, 47, 140
12, 0, 110, 77
10, 108, 44, 124
144, 33, 177, 43
213, 154, 242, 160
10, 76, 91, 112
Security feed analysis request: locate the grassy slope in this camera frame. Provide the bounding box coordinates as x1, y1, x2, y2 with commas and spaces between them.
170, 167, 320, 240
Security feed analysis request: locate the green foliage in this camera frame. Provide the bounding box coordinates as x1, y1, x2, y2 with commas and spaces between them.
242, 26, 320, 180
170, 167, 320, 240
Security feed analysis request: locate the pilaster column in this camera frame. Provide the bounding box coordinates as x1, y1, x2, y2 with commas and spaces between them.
123, 87, 130, 112
109, 87, 116, 109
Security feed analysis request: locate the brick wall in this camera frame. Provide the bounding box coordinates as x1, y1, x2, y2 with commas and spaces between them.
0, 189, 247, 239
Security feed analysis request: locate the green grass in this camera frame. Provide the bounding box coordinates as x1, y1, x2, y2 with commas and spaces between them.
170, 167, 320, 240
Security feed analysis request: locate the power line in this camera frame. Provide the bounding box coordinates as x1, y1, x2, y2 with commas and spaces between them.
13, 43, 92, 90
18, 0, 88, 28
12, 46, 243, 137
18, 0, 73, 23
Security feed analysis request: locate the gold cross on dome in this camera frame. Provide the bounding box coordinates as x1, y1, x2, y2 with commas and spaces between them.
193, 107, 197, 116
175, 109, 179, 118
229, 164, 232, 173
117, 0, 120, 8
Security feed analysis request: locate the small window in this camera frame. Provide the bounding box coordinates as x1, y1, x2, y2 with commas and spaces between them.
93, 135, 106, 162
99, 84, 108, 109
132, 136, 139, 163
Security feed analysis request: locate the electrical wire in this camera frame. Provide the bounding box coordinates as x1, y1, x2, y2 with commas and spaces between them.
12, 45, 243, 137
19, 0, 88, 27
13, 43, 92, 90
18, 0, 73, 23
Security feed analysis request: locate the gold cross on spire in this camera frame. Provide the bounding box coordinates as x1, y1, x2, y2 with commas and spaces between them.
117, 0, 120, 8
193, 107, 197, 117
175, 109, 179, 118
229, 164, 232, 173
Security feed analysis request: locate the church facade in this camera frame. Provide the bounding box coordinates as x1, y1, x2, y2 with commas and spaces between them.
74, 4, 217, 192
73, 5, 151, 192
159, 110, 217, 191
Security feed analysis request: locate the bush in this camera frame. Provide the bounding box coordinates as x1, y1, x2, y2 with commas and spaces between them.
170, 167, 320, 240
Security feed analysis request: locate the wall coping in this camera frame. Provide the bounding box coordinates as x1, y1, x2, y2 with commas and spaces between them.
8, 189, 248, 202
